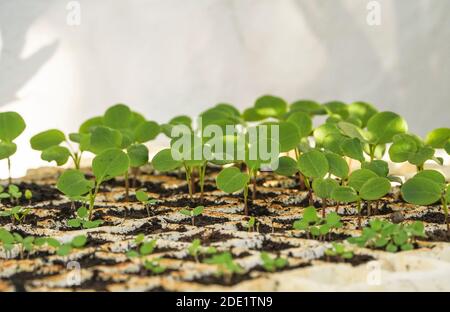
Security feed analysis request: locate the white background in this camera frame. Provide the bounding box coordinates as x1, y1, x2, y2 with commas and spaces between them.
0, 0, 449, 178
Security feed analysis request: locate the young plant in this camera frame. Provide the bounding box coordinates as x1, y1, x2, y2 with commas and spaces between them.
0, 206, 30, 224
187, 238, 217, 262
203, 252, 244, 283
30, 129, 83, 169
0, 184, 23, 205
135, 189, 157, 217
331, 169, 391, 228
216, 167, 250, 215
53, 235, 87, 256
297, 150, 329, 205
24, 189, 32, 205
260, 252, 288, 272
67, 206, 103, 229
180, 206, 204, 226
389, 133, 441, 172
425, 127, 450, 155
0, 112, 26, 184
127, 234, 166, 274
243, 216, 258, 232
401, 170, 450, 233
324, 243, 354, 260
57, 148, 129, 221
293, 206, 343, 240
347, 219, 425, 252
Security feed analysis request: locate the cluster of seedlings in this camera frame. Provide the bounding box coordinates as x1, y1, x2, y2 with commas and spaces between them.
0, 97, 449, 287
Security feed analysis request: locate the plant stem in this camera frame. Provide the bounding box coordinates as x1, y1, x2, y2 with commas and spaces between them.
7, 157, 11, 184
367, 201, 371, 217
124, 171, 130, 202
88, 183, 101, 220
184, 165, 193, 199
191, 167, 196, 195
243, 183, 249, 216
304, 178, 313, 206
252, 170, 257, 201
369, 144, 376, 161
357, 200, 362, 229
322, 198, 327, 218
417, 164, 424, 172
199, 163, 206, 201
442, 196, 449, 234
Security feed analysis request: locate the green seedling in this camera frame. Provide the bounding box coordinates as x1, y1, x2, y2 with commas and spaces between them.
389, 133, 441, 172
203, 252, 244, 283
57, 148, 129, 221
297, 150, 329, 205
135, 189, 157, 217
312, 177, 339, 218
260, 252, 288, 272
34, 235, 86, 256
0, 206, 31, 224
143, 258, 166, 274
25, 189, 32, 205
30, 129, 83, 169
0, 112, 26, 184
216, 167, 250, 215
347, 219, 425, 252
243, 95, 287, 121
401, 170, 450, 233
127, 234, 166, 274
180, 206, 204, 226
293, 206, 343, 240
243, 216, 258, 232
67, 206, 103, 229
187, 239, 217, 262
0, 184, 23, 205
331, 169, 391, 228
324, 243, 354, 260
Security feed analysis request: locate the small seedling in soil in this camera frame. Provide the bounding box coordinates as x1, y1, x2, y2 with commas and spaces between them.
260, 252, 288, 272
347, 219, 425, 252
67, 206, 104, 229
243, 216, 258, 232
127, 234, 166, 274
180, 206, 204, 226
143, 258, 166, 274
331, 169, 391, 228
293, 206, 343, 240
401, 170, 450, 233
297, 150, 329, 205
135, 189, 157, 217
425, 127, 450, 156
203, 252, 244, 283
324, 243, 354, 260
54, 235, 88, 256
216, 167, 250, 215
24, 189, 32, 205
0, 112, 26, 184
187, 238, 217, 262
0, 184, 23, 205
0, 206, 31, 224
0, 228, 15, 256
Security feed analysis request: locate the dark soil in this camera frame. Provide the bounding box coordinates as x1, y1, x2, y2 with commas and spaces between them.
411, 211, 448, 224
236, 222, 285, 234
166, 215, 229, 227
160, 197, 220, 208
125, 220, 165, 236
0, 182, 61, 207
296, 232, 351, 242
5, 270, 61, 292
421, 229, 450, 242
318, 254, 375, 266
178, 231, 235, 244
107, 207, 171, 219
251, 240, 295, 252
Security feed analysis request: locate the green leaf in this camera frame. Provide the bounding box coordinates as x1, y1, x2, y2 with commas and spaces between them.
286, 111, 312, 138
82, 220, 103, 229
192, 206, 204, 216
425, 128, 450, 148
242, 107, 265, 122
216, 167, 250, 193
135, 190, 149, 203
89, 126, 123, 154
0, 112, 26, 141
313, 123, 341, 147
274, 156, 298, 177
340, 137, 365, 162
367, 112, 408, 144
0, 142, 17, 160
79, 116, 103, 133
325, 152, 349, 179
169, 115, 192, 128
103, 104, 132, 129
140, 240, 156, 255
127, 250, 139, 258
348, 102, 378, 127
71, 235, 87, 248
302, 206, 319, 224
408, 146, 434, 166
41, 146, 71, 166
298, 150, 329, 179
57, 244, 72, 256
276, 121, 300, 153
312, 178, 339, 199
290, 100, 326, 115
67, 219, 81, 227
331, 186, 359, 203
386, 243, 398, 253
127, 144, 149, 168
323, 101, 349, 119
254, 95, 287, 118
134, 121, 160, 143
152, 148, 182, 172
401, 177, 442, 205
414, 170, 446, 186
30, 129, 66, 151
445, 141, 450, 154
180, 209, 192, 216
57, 169, 94, 197
92, 149, 130, 182
348, 169, 378, 192
362, 160, 389, 177
359, 177, 391, 201
326, 212, 342, 227
337, 121, 367, 142
77, 206, 88, 218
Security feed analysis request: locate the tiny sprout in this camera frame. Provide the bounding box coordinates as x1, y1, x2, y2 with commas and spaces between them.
67, 206, 104, 229
135, 189, 158, 217
187, 238, 217, 262
203, 252, 244, 283
7, 184, 22, 205
55, 235, 87, 256
0, 206, 31, 224
25, 189, 32, 205
180, 206, 204, 226
324, 243, 354, 260
243, 216, 258, 233
260, 252, 288, 272
143, 258, 166, 274
293, 207, 342, 241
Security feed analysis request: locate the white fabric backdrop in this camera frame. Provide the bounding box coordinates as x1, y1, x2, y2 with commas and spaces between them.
0, 0, 449, 178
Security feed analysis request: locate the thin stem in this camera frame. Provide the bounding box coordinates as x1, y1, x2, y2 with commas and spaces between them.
369, 144, 376, 161
442, 196, 449, 234
252, 170, 257, 201
88, 183, 101, 220
199, 163, 206, 201
124, 171, 130, 202
322, 198, 327, 218
294, 148, 300, 161
304, 177, 313, 206
184, 165, 193, 199
243, 183, 249, 216
357, 200, 362, 229
367, 201, 371, 217
7, 157, 11, 184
